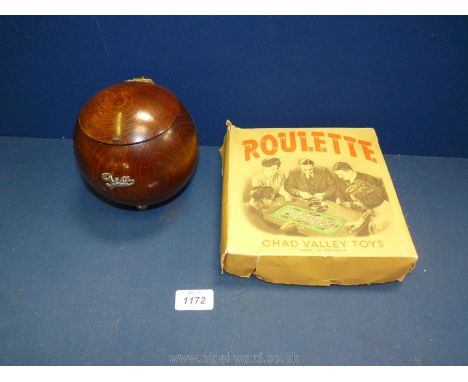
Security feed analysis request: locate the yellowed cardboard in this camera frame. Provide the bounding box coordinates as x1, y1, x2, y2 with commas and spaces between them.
220, 121, 418, 286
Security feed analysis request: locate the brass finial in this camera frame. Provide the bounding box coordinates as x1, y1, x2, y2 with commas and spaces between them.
126, 76, 155, 84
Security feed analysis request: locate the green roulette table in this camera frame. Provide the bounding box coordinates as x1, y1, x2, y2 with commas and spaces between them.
262, 199, 362, 237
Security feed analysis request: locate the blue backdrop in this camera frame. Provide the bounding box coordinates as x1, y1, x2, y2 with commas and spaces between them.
0, 16, 467, 157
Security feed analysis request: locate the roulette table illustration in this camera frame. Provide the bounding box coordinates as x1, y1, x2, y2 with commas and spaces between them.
262, 199, 362, 237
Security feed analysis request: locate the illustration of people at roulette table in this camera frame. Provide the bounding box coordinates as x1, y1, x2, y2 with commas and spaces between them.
243, 158, 392, 237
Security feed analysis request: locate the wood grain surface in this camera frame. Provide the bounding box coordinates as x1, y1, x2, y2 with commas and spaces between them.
74, 80, 198, 208
78, 80, 180, 145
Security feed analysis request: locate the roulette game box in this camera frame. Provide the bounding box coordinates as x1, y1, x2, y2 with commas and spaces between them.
220, 121, 418, 286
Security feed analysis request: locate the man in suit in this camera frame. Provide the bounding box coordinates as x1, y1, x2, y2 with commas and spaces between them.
284, 159, 336, 201
333, 161, 388, 205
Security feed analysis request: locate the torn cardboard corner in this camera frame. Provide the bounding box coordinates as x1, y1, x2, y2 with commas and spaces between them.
219, 121, 418, 286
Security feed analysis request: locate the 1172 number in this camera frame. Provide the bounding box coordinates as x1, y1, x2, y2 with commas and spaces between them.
184, 296, 206, 305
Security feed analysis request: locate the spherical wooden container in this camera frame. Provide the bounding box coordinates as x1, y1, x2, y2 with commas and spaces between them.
74, 78, 198, 210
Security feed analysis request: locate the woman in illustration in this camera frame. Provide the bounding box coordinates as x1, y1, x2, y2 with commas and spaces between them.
244, 186, 286, 232
245, 186, 277, 214
344, 181, 392, 235
251, 157, 292, 201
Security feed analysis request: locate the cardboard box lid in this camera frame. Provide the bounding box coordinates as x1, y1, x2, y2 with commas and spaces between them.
220, 121, 418, 286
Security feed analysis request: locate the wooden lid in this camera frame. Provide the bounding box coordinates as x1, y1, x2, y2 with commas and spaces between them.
78, 78, 180, 145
